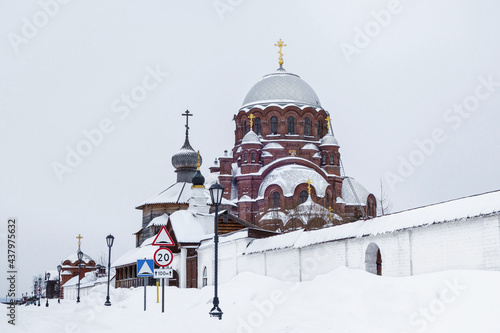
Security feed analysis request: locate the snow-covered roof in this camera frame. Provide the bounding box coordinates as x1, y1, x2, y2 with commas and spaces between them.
259, 198, 341, 226
63, 271, 115, 288
242, 130, 262, 145
319, 133, 339, 147
240, 103, 324, 113
342, 177, 371, 205
260, 210, 288, 222
65, 251, 94, 264
262, 151, 273, 157
44, 270, 60, 281
146, 213, 169, 228
253, 190, 500, 250
137, 182, 235, 208
301, 143, 319, 151
263, 142, 284, 150
61, 270, 72, 276
170, 210, 214, 243
258, 165, 329, 198
137, 182, 192, 207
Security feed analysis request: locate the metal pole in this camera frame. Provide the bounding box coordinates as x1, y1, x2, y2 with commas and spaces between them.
144, 277, 147, 311
58, 271, 61, 304
156, 281, 159, 303
162, 278, 165, 313
105, 245, 112, 306
77, 259, 81, 303
209, 204, 223, 319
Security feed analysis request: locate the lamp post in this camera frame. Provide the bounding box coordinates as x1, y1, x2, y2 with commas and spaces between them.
38, 278, 41, 306
77, 250, 83, 303
209, 182, 224, 320
104, 234, 114, 306
57, 265, 62, 304
45, 272, 50, 307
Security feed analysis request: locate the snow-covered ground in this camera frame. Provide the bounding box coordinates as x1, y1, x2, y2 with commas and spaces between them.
3, 267, 500, 332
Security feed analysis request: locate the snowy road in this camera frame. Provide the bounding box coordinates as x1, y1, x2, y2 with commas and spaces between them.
2, 267, 500, 333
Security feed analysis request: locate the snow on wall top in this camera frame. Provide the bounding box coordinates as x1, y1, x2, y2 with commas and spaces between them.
258, 165, 329, 198
245, 190, 500, 253
244, 229, 304, 254
294, 189, 500, 248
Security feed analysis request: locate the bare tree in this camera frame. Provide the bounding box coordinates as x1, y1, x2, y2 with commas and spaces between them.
379, 179, 393, 216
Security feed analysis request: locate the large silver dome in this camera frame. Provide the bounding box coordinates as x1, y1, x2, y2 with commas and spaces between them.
242, 67, 321, 108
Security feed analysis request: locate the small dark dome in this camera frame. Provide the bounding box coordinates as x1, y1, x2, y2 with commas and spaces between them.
192, 169, 205, 187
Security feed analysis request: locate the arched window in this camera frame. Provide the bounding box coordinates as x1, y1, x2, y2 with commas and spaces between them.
251, 152, 256, 163
322, 154, 326, 165
330, 155, 334, 165
272, 192, 280, 208
243, 121, 248, 135
325, 193, 330, 206
300, 190, 308, 203
244, 153, 247, 163
318, 120, 323, 138
255, 118, 261, 135
288, 116, 295, 134
270, 116, 278, 134
202, 267, 208, 287
304, 117, 311, 136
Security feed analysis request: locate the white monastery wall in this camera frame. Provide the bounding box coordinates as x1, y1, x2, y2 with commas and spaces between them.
197, 214, 500, 288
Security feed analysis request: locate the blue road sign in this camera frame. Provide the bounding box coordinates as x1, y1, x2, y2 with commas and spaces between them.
137, 259, 154, 277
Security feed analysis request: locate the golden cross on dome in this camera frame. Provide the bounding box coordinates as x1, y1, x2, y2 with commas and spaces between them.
274, 39, 287, 66
328, 206, 333, 220
76, 234, 83, 247
248, 113, 255, 129
325, 116, 331, 130
306, 178, 313, 195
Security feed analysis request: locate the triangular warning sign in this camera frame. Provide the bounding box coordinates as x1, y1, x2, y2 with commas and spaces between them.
152, 226, 175, 246
138, 261, 153, 275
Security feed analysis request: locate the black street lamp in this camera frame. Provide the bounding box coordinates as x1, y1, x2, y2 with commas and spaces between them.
104, 234, 114, 306
209, 182, 224, 320
45, 272, 50, 307
77, 250, 83, 303
38, 278, 41, 306
57, 264, 62, 304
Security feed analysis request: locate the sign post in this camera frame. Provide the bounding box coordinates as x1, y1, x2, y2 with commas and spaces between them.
137, 259, 154, 311
151, 226, 175, 313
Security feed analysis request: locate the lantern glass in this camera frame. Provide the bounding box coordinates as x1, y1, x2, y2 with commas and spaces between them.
106, 234, 114, 248
77, 250, 83, 261
209, 183, 224, 206
57, 265, 62, 273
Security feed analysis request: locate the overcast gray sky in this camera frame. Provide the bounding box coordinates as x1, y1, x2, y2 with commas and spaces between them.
1, 0, 499, 295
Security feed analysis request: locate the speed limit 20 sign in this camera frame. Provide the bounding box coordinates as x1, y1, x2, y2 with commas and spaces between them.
154, 247, 173, 267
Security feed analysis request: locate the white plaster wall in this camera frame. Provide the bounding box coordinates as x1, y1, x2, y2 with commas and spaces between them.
196, 214, 500, 288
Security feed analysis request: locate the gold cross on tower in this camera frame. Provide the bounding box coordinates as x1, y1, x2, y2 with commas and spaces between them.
306, 178, 313, 195
248, 113, 255, 130
328, 206, 333, 220
274, 39, 287, 66
76, 234, 83, 247
325, 116, 331, 131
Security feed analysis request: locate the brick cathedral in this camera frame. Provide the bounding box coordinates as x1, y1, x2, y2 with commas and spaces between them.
210, 40, 377, 231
